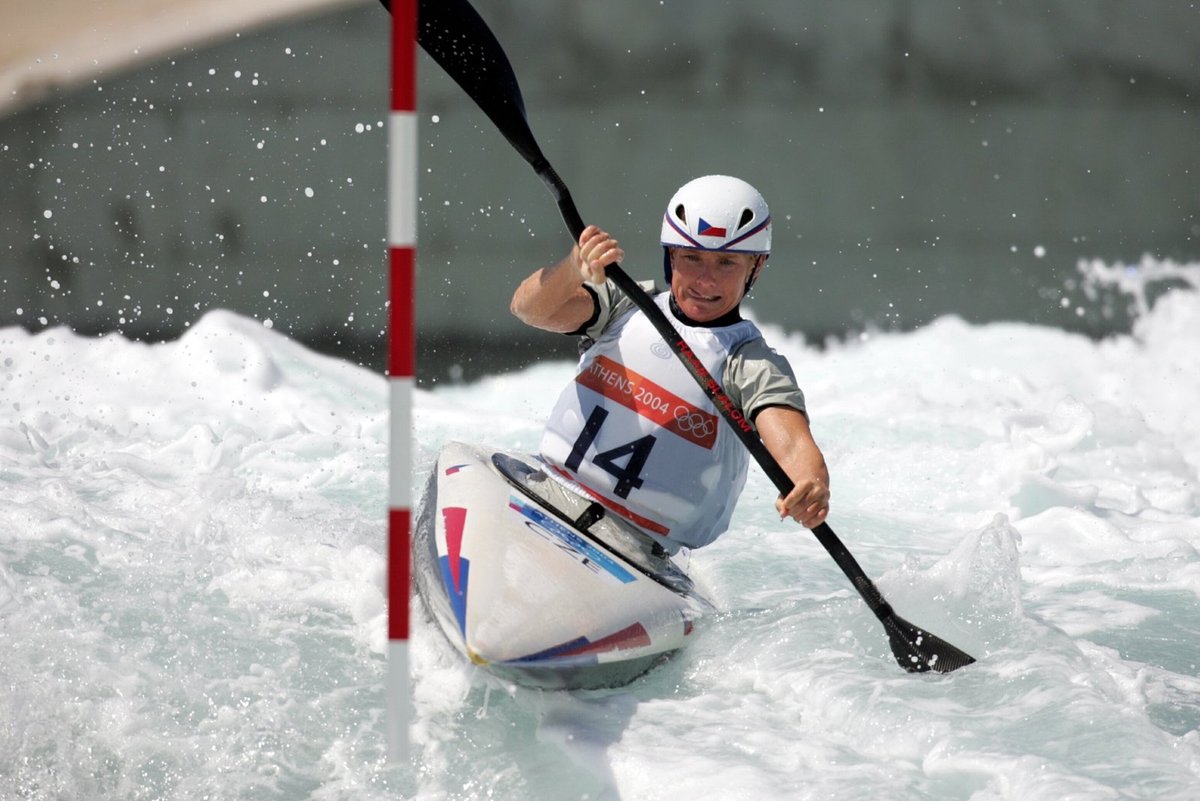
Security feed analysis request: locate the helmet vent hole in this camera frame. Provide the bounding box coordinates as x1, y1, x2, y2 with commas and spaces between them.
675, 204, 687, 224
737, 208, 755, 230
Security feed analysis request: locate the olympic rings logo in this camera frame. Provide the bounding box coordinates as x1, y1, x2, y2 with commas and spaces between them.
672, 405, 715, 439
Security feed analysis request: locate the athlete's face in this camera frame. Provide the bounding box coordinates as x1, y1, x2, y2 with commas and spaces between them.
669, 248, 763, 322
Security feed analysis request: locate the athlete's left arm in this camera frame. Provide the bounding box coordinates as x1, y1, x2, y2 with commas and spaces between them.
755, 406, 831, 529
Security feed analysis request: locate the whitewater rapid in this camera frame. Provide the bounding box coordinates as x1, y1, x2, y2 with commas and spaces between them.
1, 259, 1198, 800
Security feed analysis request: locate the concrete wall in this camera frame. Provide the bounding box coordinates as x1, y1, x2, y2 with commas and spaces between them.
2, 1, 1198, 381
1, 5, 392, 365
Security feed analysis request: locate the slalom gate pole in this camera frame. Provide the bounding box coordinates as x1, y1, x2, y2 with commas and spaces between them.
387, 0, 417, 762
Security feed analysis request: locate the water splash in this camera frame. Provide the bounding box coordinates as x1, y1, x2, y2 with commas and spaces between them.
3, 260, 1200, 799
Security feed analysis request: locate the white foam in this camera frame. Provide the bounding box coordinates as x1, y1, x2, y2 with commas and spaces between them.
2, 261, 1199, 799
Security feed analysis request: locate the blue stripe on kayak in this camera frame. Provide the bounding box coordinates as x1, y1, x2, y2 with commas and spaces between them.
508, 496, 636, 584
509, 636, 596, 664
438, 555, 469, 634
507, 622, 652, 664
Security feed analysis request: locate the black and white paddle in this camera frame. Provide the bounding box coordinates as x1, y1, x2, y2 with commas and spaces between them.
387, 0, 975, 674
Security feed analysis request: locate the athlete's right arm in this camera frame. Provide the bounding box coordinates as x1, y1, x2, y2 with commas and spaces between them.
511, 225, 623, 334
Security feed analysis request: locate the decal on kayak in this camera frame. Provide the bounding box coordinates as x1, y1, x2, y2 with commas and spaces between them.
444, 463, 471, 476
439, 506, 469, 634
507, 495, 636, 584
546, 462, 671, 536
507, 622, 653, 664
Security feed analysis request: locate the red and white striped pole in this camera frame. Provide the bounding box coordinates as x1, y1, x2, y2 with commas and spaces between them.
387, 0, 417, 761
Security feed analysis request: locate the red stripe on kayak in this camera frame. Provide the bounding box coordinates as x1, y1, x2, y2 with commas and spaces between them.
442, 507, 468, 592
560, 622, 652, 657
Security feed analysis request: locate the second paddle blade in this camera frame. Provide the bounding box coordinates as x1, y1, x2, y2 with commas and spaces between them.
882, 613, 976, 674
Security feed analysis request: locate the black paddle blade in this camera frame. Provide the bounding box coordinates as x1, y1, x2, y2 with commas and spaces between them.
414, 0, 548, 169
881, 612, 976, 674
412, 0, 584, 235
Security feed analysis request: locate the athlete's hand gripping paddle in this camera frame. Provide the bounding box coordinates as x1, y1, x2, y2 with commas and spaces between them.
388, 0, 975, 674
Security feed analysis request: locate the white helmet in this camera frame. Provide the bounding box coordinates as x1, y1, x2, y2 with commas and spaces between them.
660, 175, 771, 254
660, 175, 771, 289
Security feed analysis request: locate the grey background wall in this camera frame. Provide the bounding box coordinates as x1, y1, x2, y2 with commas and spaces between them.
2, 0, 1198, 382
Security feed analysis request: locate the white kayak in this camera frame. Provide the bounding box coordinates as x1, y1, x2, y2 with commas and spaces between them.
413, 441, 714, 689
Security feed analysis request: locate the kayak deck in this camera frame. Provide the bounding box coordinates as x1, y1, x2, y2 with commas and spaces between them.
413, 442, 712, 690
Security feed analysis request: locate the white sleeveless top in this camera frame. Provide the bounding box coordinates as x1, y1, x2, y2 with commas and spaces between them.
540, 291, 764, 550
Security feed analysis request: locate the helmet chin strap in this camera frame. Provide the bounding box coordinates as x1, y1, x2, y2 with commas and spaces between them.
743, 255, 768, 295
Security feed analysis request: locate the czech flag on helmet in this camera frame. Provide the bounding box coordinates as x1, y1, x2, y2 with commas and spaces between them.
697, 218, 727, 238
